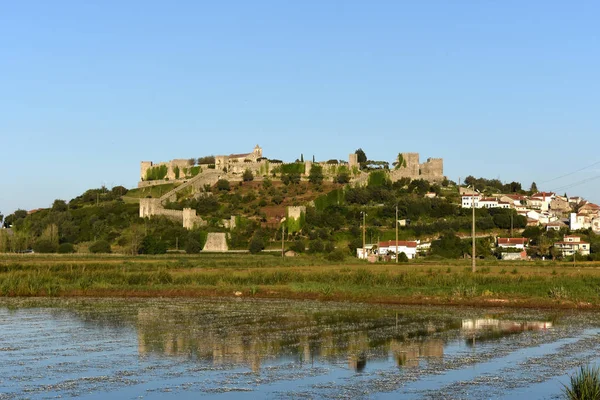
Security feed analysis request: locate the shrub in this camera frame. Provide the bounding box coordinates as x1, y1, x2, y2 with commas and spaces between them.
289, 240, 306, 253
563, 365, 600, 400
216, 179, 230, 191
249, 235, 265, 254
397, 252, 409, 263
89, 240, 112, 254
33, 239, 58, 253
308, 240, 324, 253
326, 249, 346, 261
336, 171, 351, 184
58, 243, 76, 254
243, 169, 254, 182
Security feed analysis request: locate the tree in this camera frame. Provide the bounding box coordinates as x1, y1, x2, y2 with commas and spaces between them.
336, 171, 351, 184
33, 239, 58, 253
111, 186, 128, 196
139, 235, 167, 254
282, 172, 301, 185
300, 154, 304, 162
188, 158, 196, 166
243, 169, 254, 182
355, 148, 367, 164
430, 231, 467, 259
216, 179, 230, 191
185, 238, 202, 254
530, 182, 538, 193
52, 199, 68, 212
308, 165, 324, 184
249, 235, 265, 254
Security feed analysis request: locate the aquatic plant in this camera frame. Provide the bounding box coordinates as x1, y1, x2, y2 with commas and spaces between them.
563, 365, 600, 400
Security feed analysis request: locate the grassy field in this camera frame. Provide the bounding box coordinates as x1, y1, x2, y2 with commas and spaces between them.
2, 253, 600, 308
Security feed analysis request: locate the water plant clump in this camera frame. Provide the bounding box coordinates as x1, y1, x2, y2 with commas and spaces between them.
563, 365, 600, 400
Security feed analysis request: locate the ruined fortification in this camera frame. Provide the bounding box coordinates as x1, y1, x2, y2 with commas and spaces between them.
138, 146, 444, 233
389, 153, 444, 183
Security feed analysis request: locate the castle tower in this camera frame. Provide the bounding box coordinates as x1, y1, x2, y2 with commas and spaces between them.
253, 144, 263, 158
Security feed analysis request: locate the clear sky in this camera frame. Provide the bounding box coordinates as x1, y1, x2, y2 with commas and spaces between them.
1, 0, 599, 215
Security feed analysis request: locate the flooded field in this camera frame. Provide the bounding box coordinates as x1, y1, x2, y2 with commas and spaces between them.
1, 298, 599, 399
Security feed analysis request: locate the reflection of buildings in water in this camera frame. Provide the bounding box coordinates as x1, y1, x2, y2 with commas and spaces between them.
390, 339, 444, 368
461, 319, 552, 332
461, 319, 552, 346
136, 308, 454, 372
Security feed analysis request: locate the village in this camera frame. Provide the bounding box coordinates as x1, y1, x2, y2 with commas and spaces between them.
357, 189, 599, 262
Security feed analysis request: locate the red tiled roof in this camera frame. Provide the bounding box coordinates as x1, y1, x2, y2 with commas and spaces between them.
498, 238, 528, 245
378, 240, 418, 248
532, 192, 555, 197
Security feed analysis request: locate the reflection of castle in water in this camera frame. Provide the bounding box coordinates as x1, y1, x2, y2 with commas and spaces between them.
134, 308, 552, 372
135, 308, 448, 372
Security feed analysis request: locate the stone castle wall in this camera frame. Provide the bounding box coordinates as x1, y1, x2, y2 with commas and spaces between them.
389, 153, 444, 183
287, 206, 306, 220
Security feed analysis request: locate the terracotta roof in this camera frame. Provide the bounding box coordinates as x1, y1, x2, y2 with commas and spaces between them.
532, 192, 555, 197
378, 240, 418, 248
498, 238, 528, 245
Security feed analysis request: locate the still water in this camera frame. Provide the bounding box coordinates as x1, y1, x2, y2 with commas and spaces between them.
0, 298, 599, 399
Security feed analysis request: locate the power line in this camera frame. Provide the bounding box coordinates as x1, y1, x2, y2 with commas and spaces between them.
540, 160, 600, 184
550, 175, 600, 192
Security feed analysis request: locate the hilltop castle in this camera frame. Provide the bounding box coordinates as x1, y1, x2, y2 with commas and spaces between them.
138, 146, 444, 230
139, 145, 444, 187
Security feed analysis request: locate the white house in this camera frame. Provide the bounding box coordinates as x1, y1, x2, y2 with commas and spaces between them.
554, 235, 590, 257
528, 192, 555, 211
479, 198, 499, 209
461, 194, 482, 208
377, 240, 418, 259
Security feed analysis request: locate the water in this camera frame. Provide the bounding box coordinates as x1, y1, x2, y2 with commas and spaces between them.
0, 298, 599, 399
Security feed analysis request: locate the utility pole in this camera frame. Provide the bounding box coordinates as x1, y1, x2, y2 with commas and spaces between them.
361, 211, 366, 260
281, 217, 286, 258
395, 204, 399, 264
472, 192, 476, 273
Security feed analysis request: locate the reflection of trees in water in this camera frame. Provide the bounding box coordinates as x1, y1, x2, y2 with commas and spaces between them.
134, 305, 457, 372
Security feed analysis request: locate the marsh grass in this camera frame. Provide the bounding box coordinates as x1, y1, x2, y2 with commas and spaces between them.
563, 365, 600, 400
2, 254, 600, 305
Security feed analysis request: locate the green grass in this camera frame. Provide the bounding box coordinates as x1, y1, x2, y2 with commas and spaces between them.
2, 254, 600, 306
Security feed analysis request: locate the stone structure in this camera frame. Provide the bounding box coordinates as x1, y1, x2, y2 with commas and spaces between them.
203, 232, 228, 252
138, 146, 445, 232
348, 153, 358, 170
389, 153, 444, 183
140, 198, 206, 229
287, 206, 306, 220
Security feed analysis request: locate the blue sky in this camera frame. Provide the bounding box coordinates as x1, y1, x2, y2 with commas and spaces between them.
1, 0, 599, 214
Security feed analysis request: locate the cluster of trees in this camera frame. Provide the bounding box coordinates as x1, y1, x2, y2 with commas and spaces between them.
463, 175, 534, 194
188, 156, 216, 166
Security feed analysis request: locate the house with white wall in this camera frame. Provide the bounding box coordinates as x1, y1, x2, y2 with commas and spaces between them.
377, 240, 418, 259
554, 235, 590, 257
